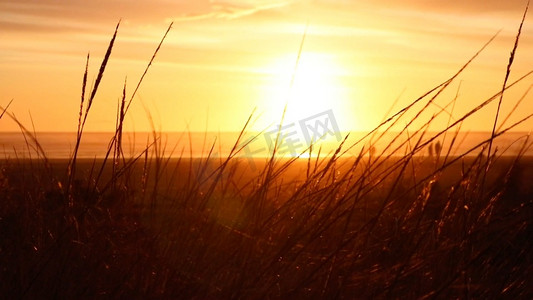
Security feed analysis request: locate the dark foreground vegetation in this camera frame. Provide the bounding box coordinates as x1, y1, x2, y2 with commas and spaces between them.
1, 8, 533, 298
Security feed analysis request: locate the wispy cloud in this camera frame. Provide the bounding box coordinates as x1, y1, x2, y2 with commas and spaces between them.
172, 0, 293, 22
376, 0, 530, 14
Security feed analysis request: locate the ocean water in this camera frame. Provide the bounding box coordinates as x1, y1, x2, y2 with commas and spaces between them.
0, 131, 532, 160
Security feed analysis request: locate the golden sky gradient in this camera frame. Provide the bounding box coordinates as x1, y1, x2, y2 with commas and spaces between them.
1, 0, 532, 133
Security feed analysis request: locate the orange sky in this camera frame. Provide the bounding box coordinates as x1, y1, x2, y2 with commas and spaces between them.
1, 0, 532, 133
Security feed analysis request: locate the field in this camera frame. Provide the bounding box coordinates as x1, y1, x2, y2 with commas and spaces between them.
1, 12, 533, 299
1, 153, 532, 298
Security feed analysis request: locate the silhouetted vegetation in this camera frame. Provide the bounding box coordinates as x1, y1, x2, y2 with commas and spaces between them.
1, 6, 533, 298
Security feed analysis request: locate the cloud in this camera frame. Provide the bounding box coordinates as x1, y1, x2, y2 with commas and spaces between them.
0, 0, 295, 33
172, 0, 293, 21
363, 0, 531, 16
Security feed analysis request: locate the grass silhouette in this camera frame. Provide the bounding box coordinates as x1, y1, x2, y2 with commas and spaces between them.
1, 5, 533, 298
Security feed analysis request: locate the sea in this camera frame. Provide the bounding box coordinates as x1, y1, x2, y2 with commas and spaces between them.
1, 131, 532, 160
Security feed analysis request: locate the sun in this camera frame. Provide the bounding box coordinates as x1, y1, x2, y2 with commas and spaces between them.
259, 52, 353, 131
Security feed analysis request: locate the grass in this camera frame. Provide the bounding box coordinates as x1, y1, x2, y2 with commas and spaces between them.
1, 7, 533, 298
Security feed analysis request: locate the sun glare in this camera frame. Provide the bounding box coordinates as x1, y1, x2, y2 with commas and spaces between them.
260, 52, 353, 129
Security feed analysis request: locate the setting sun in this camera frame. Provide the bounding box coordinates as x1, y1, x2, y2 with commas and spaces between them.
258, 51, 355, 131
